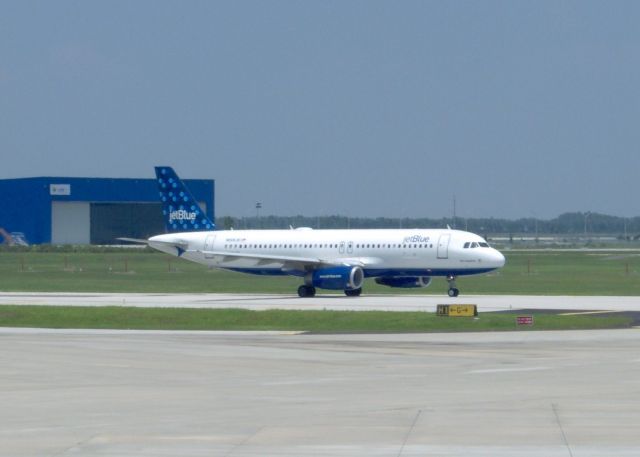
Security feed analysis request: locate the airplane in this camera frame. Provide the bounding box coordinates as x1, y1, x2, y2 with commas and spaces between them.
121, 167, 505, 297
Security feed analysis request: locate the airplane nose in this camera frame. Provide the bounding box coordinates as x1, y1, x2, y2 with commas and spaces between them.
493, 250, 506, 268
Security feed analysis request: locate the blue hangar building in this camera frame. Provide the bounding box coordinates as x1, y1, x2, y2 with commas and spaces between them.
0, 175, 214, 245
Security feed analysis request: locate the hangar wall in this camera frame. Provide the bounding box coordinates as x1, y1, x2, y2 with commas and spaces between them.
0, 176, 214, 245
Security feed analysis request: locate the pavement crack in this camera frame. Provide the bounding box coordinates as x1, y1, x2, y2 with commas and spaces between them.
552, 403, 574, 457
223, 426, 263, 457
397, 409, 422, 457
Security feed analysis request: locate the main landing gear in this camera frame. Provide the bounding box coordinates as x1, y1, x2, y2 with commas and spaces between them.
297, 285, 316, 297
344, 288, 362, 297
297, 286, 363, 297
447, 275, 460, 297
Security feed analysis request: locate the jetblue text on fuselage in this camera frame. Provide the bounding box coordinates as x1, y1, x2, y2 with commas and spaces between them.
402, 235, 430, 244
169, 209, 197, 223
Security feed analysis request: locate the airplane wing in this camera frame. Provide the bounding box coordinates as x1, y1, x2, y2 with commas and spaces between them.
193, 249, 366, 269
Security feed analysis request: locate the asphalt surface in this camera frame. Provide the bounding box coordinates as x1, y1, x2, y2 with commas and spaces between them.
2, 292, 639, 456
1, 328, 640, 456
0, 291, 639, 312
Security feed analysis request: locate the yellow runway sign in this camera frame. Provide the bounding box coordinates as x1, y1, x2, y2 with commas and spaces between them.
437, 304, 478, 317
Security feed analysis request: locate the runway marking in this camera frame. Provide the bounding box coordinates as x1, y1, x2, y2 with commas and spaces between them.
468, 366, 551, 374
559, 310, 624, 316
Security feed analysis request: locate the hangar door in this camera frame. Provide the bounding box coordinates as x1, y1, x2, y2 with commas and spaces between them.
51, 202, 90, 244
90, 203, 164, 244
89, 202, 208, 244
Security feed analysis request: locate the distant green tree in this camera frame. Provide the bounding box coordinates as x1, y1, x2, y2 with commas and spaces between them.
221, 216, 235, 230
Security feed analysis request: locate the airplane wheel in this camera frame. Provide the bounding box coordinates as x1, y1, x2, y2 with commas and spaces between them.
298, 285, 316, 297
448, 288, 459, 298
344, 288, 362, 297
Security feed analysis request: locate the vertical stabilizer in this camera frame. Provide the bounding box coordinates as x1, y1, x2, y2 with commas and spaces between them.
154, 166, 215, 233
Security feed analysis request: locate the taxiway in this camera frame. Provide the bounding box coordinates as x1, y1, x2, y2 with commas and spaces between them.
0, 291, 638, 312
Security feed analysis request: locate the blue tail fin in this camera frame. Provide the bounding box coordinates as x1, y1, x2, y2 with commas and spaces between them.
155, 166, 216, 232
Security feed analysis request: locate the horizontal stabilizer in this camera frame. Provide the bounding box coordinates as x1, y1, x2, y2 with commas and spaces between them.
117, 237, 150, 244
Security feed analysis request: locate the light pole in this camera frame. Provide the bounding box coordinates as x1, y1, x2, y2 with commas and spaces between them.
256, 202, 262, 228
584, 211, 591, 240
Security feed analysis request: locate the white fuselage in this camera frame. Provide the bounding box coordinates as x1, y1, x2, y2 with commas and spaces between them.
149, 228, 505, 278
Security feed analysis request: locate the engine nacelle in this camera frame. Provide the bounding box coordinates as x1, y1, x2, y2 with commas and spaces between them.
374, 276, 432, 288
310, 266, 364, 291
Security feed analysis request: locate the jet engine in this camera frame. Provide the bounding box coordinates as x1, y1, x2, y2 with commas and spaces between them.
309, 266, 364, 290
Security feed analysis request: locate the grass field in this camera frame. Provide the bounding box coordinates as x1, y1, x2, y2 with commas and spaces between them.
1, 248, 639, 295
0, 305, 632, 332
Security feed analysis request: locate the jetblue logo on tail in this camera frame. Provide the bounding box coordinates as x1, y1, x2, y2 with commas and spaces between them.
169, 209, 197, 224
155, 166, 215, 232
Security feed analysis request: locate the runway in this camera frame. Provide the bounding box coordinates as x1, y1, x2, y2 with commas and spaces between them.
2, 327, 640, 456
0, 291, 638, 312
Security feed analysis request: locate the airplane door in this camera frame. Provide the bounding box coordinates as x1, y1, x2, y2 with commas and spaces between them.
339, 241, 345, 254
204, 234, 216, 259
347, 241, 353, 254
437, 234, 450, 259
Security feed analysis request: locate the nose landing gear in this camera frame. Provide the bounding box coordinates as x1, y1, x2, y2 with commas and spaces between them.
447, 275, 460, 297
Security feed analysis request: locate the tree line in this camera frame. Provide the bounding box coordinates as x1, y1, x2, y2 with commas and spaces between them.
216, 212, 640, 238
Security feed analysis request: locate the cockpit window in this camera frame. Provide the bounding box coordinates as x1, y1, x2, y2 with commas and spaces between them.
471, 242, 479, 248
479, 242, 490, 248
463, 242, 470, 248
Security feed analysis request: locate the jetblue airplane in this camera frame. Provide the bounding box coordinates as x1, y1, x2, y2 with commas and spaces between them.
122, 167, 505, 297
